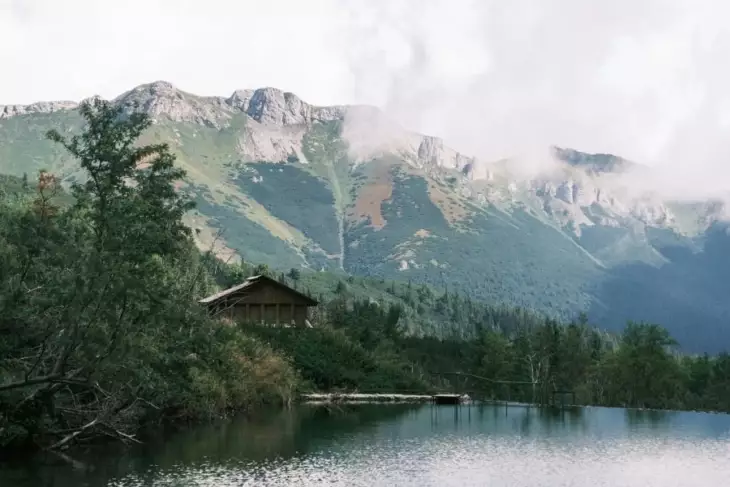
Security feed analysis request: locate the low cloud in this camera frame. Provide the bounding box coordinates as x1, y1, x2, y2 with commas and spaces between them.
3, 0, 730, 203
337, 0, 730, 203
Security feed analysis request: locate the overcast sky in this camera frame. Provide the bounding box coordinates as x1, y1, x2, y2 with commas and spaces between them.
2, 0, 730, 194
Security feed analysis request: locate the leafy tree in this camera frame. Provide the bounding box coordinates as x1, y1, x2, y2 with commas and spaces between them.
287, 267, 301, 281
253, 263, 271, 276
611, 322, 684, 408
0, 99, 297, 451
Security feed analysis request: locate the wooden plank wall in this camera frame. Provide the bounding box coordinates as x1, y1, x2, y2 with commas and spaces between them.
220, 281, 312, 326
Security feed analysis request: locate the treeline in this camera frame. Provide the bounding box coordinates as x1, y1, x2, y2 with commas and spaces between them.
0, 100, 298, 453
232, 267, 730, 413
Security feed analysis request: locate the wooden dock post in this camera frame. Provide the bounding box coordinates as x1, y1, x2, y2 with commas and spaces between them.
433, 394, 465, 405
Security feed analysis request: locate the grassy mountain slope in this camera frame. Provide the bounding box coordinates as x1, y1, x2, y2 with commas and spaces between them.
1, 82, 729, 352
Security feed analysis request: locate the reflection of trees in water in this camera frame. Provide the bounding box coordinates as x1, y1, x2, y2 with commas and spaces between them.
3, 405, 698, 487
426, 404, 588, 438
625, 408, 673, 430
130, 404, 421, 467
1, 405, 421, 487
516, 406, 587, 436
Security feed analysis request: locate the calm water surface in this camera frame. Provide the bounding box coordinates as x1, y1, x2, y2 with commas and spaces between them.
2, 404, 730, 486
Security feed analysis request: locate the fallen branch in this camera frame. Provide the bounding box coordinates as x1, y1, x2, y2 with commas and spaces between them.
47, 418, 100, 450
100, 422, 141, 444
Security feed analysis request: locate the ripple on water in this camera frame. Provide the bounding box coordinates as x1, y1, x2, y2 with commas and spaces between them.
109, 434, 730, 487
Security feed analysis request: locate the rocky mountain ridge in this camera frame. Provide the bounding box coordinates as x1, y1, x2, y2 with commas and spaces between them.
139, 82, 727, 237
0, 100, 79, 119
113, 81, 348, 129
2, 81, 729, 352
2, 80, 725, 244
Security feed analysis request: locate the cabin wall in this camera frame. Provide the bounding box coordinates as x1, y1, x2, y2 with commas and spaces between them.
211, 281, 313, 327
294, 305, 307, 326
241, 283, 313, 306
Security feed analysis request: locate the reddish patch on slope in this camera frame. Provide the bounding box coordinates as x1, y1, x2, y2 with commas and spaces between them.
421, 173, 470, 224
350, 165, 393, 230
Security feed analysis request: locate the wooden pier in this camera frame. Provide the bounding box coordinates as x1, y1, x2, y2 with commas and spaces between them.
433, 394, 468, 405
301, 393, 472, 405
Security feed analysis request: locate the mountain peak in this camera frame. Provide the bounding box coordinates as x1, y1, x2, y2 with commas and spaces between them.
0, 100, 78, 119
114, 80, 233, 128
129, 80, 178, 94
246, 87, 309, 125
244, 87, 346, 126
226, 89, 255, 111
146, 80, 177, 91
110, 83, 345, 128
115, 80, 186, 102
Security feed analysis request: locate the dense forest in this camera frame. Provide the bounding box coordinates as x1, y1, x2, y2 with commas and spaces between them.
212, 260, 730, 413
1, 99, 729, 455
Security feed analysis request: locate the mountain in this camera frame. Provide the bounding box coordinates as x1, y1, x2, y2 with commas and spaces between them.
1, 80, 729, 352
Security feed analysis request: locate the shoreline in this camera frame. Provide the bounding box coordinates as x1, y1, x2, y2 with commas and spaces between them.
3, 396, 727, 461
298, 393, 730, 415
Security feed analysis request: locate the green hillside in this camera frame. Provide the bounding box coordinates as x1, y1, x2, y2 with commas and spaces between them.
3, 99, 729, 454
1, 82, 729, 352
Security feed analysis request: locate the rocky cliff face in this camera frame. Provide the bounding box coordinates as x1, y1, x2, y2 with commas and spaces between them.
244, 87, 345, 126
0, 100, 78, 119
114, 81, 233, 128
110, 81, 349, 162
2, 80, 723, 236
113, 81, 345, 128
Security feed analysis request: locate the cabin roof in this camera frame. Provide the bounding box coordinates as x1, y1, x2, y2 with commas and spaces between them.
198, 274, 318, 306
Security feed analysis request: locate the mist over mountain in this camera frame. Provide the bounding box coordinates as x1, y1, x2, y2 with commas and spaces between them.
1, 81, 728, 352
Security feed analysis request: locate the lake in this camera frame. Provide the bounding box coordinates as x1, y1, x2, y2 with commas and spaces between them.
2, 403, 729, 486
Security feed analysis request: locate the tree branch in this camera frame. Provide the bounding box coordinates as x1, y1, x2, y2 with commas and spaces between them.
0, 373, 62, 392
47, 418, 100, 450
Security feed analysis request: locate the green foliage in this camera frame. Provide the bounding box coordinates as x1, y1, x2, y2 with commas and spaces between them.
345, 171, 599, 325
249, 326, 428, 393
321, 296, 730, 412
205, 255, 730, 413
0, 110, 84, 178
235, 163, 341, 255
0, 100, 298, 452
191, 190, 304, 269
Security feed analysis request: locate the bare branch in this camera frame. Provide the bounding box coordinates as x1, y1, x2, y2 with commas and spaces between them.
47, 418, 100, 450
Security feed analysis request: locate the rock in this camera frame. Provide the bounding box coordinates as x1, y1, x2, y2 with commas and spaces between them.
114, 80, 234, 129
244, 87, 346, 126
0, 101, 78, 119
226, 89, 255, 111
417, 135, 471, 170
246, 87, 311, 125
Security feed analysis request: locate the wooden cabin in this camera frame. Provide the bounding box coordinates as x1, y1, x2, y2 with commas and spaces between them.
199, 275, 318, 327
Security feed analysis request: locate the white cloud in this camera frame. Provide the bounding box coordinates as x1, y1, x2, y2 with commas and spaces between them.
0, 0, 352, 104
3, 0, 730, 199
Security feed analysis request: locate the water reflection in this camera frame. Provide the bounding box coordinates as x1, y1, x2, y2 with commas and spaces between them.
2, 404, 729, 487
426, 404, 589, 438
625, 408, 672, 430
